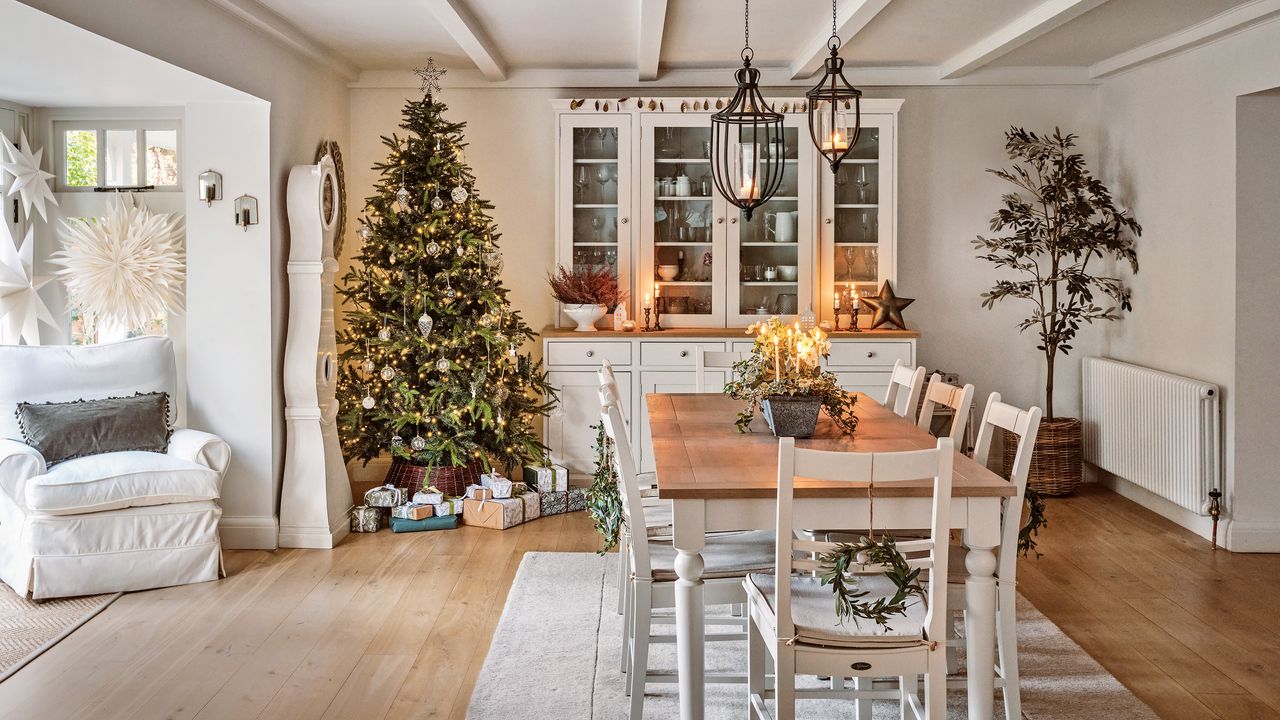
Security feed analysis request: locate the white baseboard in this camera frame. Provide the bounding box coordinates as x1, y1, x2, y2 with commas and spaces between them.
278, 509, 352, 549
219, 515, 280, 550
1091, 469, 1216, 542
1224, 519, 1280, 553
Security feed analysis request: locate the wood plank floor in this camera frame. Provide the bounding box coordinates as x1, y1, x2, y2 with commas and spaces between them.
0, 485, 1276, 719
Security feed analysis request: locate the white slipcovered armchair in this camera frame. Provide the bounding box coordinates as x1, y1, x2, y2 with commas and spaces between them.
0, 337, 229, 599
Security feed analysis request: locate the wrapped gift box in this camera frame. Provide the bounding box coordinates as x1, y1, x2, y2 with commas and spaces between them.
432, 497, 465, 517
466, 484, 494, 501
480, 473, 514, 499
390, 515, 459, 533
364, 483, 408, 508
463, 492, 540, 530
351, 505, 384, 532
392, 503, 434, 521
524, 464, 570, 493
538, 487, 587, 516
412, 487, 444, 505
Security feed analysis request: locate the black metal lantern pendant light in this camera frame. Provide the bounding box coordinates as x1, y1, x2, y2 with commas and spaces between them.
806, 0, 863, 173
710, 0, 785, 221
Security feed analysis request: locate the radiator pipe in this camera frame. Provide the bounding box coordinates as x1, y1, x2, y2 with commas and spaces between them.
1207, 488, 1223, 551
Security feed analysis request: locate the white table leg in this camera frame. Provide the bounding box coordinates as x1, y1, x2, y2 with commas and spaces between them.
673, 499, 707, 720
965, 543, 998, 720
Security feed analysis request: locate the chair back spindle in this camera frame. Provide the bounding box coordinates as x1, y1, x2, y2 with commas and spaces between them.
883, 359, 927, 422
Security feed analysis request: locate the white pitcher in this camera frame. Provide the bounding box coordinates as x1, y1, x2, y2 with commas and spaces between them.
766, 210, 798, 243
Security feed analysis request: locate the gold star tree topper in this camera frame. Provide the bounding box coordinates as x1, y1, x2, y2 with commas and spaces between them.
414, 58, 446, 97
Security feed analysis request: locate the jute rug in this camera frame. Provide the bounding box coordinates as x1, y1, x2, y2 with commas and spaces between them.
0, 585, 120, 682
468, 552, 1157, 719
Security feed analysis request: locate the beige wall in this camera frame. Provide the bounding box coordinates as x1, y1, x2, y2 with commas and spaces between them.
1097, 18, 1280, 550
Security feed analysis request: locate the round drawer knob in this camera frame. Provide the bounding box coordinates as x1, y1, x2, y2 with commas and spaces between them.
866, 351, 875, 358
679, 350, 689, 358
716, 217, 725, 224
825, 218, 833, 225
586, 350, 595, 358
620, 217, 629, 224
730, 217, 738, 224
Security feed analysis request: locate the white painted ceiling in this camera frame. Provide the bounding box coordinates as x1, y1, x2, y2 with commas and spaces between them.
253, 0, 1261, 81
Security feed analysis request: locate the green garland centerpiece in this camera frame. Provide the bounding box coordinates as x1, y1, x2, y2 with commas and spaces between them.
723, 317, 858, 436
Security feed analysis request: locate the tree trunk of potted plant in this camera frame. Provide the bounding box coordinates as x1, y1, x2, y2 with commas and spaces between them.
976, 127, 1141, 495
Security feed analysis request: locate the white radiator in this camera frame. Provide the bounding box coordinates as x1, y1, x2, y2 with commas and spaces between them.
1082, 356, 1220, 515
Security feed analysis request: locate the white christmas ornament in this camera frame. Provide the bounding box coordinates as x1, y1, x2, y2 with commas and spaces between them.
416, 313, 433, 337
450, 186, 469, 204
0, 130, 57, 221
0, 223, 56, 345
52, 196, 185, 331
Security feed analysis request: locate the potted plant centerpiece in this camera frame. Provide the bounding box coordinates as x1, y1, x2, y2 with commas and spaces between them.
547, 265, 626, 332
723, 317, 858, 437
975, 127, 1141, 495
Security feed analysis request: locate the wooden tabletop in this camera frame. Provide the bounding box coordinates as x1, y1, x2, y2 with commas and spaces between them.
648, 393, 1014, 500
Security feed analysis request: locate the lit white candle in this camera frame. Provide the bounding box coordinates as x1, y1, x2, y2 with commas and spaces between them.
643, 292, 651, 310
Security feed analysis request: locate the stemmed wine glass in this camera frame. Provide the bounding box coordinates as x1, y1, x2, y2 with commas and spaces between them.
856, 165, 871, 203
591, 215, 603, 243
596, 165, 612, 204
575, 165, 589, 203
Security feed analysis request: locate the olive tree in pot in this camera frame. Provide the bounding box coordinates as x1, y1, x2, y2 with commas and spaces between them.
975, 127, 1141, 495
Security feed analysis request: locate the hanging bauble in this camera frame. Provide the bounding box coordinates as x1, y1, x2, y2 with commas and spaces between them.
391, 435, 403, 447
362, 395, 376, 409
478, 313, 494, 328
494, 386, 509, 403
410, 435, 427, 451
426, 241, 441, 257
430, 195, 445, 211
436, 357, 451, 372
494, 331, 508, 345
485, 251, 503, 272
357, 225, 372, 242
416, 313, 434, 337
456, 244, 465, 257
451, 185, 469, 204
389, 254, 396, 265
395, 186, 411, 209
380, 365, 396, 381
378, 326, 392, 342
361, 358, 376, 373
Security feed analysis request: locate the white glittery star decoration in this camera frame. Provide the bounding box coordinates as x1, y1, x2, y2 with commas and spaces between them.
414, 57, 446, 97
0, 130, 58, 222
0, 221, 56, 345
52, 195, 185, 331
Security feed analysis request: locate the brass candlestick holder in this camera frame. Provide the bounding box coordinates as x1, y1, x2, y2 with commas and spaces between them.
832, 300, 843, 331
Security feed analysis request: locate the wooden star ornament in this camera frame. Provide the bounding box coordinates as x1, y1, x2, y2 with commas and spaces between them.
860, 280, 915, 330
414, 58, 446, 98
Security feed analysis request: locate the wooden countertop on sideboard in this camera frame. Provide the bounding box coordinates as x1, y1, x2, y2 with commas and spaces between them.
539, 325, 920, 339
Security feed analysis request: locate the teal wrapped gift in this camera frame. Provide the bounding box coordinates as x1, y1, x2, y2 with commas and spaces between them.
538, 487, 586, 516
390, 515, 459, 533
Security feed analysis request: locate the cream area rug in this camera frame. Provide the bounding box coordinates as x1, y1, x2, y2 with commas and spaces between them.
0, 585, 121, 682
468, 552, 1157, 719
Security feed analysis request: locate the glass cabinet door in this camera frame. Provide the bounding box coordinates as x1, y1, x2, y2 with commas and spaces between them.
639, 114, 724, 327
727, 118, 815, 325
557, 114, 632, 326
820, 113, 895, 324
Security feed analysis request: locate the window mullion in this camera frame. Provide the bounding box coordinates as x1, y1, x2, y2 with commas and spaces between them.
96, 129, 106, 189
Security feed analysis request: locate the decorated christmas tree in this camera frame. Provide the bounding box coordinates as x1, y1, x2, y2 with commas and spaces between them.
336, 61, 554, 477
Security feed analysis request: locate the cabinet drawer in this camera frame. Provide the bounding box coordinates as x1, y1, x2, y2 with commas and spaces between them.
545, 341, 632, 367
826, 341, 912, 369
639, 341, 726, 367
730, 341, 755, 353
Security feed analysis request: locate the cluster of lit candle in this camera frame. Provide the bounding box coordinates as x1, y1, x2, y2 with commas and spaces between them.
833, 283, 860, 312
749, 317, 830, 381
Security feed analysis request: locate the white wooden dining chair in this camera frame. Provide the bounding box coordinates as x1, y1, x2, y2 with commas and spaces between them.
884, 360, 927, 421
944, 392, 1041, 720
600, 388, 777, 720
917, 373, 976, 443
694, 349, 749, 392
745, 436, 954, 720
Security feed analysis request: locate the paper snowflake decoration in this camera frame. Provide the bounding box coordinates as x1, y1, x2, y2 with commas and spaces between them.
0, 130, 58, 222
0, 221, 56, 345
415, 57, 446, 97
52, 196, 186, 331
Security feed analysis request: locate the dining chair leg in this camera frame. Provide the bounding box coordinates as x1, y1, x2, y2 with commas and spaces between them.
853, 676, 872, 719
900, 674, 918, 718
946, 609, 961, 675
628, 581, 653, 720
747, 610, 765, 720
621, 575, 634, 676
774, 644, 796, 720
997, 585, 1021, 720
616, 534, 630, 615
925, 653, 946, 720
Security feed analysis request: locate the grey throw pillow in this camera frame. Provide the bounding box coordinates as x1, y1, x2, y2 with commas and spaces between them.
16, 392, 172, 466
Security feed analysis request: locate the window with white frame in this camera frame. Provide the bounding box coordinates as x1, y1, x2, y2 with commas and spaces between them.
54, 120, 181, 192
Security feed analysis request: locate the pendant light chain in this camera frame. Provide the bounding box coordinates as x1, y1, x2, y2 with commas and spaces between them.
742, 0, 753, 63
830, 0, 840, 49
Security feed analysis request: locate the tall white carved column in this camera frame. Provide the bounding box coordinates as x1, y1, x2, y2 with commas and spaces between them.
279, 155, 352, 548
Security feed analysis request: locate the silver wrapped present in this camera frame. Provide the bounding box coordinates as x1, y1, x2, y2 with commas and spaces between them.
432, 497, 465, 516
351, 505, 384, 532
480, 473, 514, 499
413, 487, 444, 505
392, 503, 433, 520
364, 483, 407, 508
523, 465, 569, 493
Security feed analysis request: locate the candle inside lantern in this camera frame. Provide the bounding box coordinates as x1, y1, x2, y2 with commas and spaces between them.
822, 130, 849, 152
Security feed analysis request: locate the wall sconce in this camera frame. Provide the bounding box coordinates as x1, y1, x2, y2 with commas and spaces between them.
198, 170, 223, 206
234, 194, 259, 231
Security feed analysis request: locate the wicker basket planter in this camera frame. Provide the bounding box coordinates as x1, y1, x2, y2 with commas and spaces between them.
1004, 416, 1082, 496
384, 457, 483, 498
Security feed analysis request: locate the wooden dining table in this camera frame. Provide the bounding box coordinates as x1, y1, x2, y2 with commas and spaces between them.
648, 392, 1014, 720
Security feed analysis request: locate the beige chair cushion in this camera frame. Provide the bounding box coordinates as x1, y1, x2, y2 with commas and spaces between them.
640, 499, 673, 537
647, 530, 775, 581
745, 572, 928, 649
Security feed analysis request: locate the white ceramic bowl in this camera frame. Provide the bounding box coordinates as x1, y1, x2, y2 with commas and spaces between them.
777, 265, 798, 282
657, 265, 680, 281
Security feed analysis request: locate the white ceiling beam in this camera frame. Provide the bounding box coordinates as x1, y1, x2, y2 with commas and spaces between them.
423, 0, 507, 81
1090, 0, 1280, 79
206, 0, 359, 80
938, 0, 1111, 80
637, 0, 669, 82
789, 0, 894, 80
